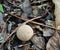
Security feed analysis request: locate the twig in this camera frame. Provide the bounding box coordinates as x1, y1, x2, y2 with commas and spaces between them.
9, 13, 57, 30
0, 27, 18, 48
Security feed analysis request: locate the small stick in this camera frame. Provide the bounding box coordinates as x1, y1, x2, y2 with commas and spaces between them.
9, 13, 57, 30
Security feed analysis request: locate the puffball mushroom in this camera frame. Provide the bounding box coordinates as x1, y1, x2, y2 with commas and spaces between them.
52, 0, 60, 30
16, 25, 34, 41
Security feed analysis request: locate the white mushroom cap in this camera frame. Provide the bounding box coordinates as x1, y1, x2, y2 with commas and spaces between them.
16, 25, 34, 41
